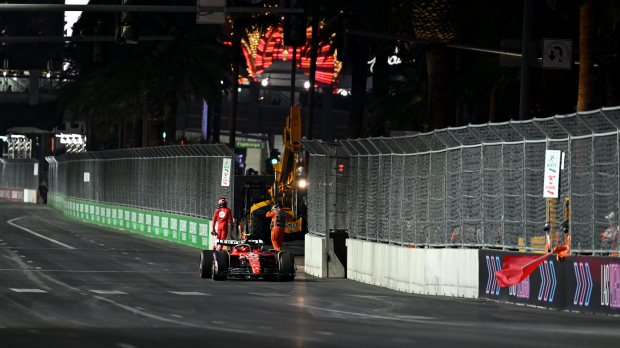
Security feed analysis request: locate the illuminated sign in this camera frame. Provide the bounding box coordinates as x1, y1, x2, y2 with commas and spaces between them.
368, 48, 406, 73
235, 141, 264, 149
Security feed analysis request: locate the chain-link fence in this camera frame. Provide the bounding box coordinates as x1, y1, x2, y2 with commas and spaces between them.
46, 144, 234, 219
0, 159, 38, 190
303, 106, 620, 255
301, 140, 350, 236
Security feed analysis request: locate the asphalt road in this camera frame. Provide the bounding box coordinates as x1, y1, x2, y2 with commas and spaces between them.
0, 200, 619, 348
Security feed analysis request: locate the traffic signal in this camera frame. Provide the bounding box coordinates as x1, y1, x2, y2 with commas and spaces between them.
270, 149, 281, 165
116, 0, 138, 44
162, 132, 166, 143
336, 13, 355, 62
282, 0, 307, 47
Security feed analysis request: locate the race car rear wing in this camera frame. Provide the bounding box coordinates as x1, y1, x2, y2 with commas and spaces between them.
216, 239, 264, 245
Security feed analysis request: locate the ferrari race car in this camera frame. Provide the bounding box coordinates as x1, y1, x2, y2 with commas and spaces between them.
199, 239, 296, 281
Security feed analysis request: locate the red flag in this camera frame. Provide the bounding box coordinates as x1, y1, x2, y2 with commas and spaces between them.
495, 254, 550, 287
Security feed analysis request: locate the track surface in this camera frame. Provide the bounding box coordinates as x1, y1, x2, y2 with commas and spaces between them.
0, 201, 619, 348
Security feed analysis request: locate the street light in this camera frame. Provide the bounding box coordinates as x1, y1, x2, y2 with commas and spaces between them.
303, 81, 310, 89
298, 179, 306, 188
261, 78, 269, 87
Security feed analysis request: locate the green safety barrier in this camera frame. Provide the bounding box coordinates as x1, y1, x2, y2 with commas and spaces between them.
47, 192, 212, 249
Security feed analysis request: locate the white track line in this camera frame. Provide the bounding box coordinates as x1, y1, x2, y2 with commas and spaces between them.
7, 217, 75, 250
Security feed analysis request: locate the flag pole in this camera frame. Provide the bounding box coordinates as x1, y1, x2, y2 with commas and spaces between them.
521, 253, 550, 269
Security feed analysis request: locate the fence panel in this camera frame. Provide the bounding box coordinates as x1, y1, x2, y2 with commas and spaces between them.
46, 145, 233, 219
309, 107, 620, 254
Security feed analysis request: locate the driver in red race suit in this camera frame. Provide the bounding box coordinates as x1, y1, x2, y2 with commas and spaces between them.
211, 198, 233, 251
266, 204, 287, 251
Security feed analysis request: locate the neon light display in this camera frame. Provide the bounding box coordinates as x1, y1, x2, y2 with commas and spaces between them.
241, 27, 341, 87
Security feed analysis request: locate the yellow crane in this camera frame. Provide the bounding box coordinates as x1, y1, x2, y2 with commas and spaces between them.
249, 106, 304, 240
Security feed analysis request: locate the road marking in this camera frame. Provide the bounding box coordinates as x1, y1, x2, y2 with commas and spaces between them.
212, 321, 224, 324
19, 256, 25, 258
90, 290, 128, 295
168, 291, 210, 296
170, 314, 183, 318
35, 267, 41, 270
135, 258, 140, 260
13, 251, 19, 253
316, 331, 334, 336
10, 288, 47, 293
290, 304, 435, 321
116, 343, 137, 348
249, 293, 289, 297
7, 217, 75, 250
27, 261, 33, 263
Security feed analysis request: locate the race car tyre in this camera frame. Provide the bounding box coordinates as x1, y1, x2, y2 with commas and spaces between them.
278, 252, 295, 282
212, 251, 229, 281
200, 250, 215, 278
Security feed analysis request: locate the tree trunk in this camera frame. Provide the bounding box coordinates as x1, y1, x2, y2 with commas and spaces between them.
348, 43, 368, 139
371, 48, 389, 137
228, 33, 241, 149
426, 44, 451, 131
163, 76, 177, 145
577, 1, 595, 112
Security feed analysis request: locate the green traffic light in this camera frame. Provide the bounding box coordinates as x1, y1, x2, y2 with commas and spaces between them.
162, 132, 166, 139
271, 158, 278, 165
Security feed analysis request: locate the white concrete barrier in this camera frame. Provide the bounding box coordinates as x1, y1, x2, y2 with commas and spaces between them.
24, 189, 37, 203
305, 233, 346, 278
308, 237, 479, 298
305, 234, 325, 278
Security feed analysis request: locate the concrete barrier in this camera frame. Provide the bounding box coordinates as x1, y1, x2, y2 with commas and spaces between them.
305, 233, 346, 278
48, 192, 213, 250
0, 188, 38, 204
338, 238, 479, 298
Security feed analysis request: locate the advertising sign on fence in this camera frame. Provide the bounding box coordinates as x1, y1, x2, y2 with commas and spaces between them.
543, 150, 562, 198
478, 249, 565, 310
479, 250, 620, 315
84, 172, 90, 183
33, 163, 38, 175
221, 158, 231, 187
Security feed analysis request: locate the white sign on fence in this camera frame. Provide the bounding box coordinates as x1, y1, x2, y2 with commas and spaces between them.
221, 158, 231, 187
84, 172, 90, 183
543, 150, 562, 198
33, 163, 38, 176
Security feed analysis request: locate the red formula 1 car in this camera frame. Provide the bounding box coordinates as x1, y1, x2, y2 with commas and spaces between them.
199, 238, 296, 281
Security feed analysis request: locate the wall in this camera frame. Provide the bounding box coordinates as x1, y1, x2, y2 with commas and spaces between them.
0, 188, 37, 203
305, 233, 346, 278
346, 239, 479, 298
48, 192, 212, 250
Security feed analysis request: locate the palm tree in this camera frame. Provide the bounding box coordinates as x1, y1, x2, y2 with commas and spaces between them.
226, 2, 280, 149
577, 0, 595, 112
412, 0, 458, 131
58, 0, 229, 149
